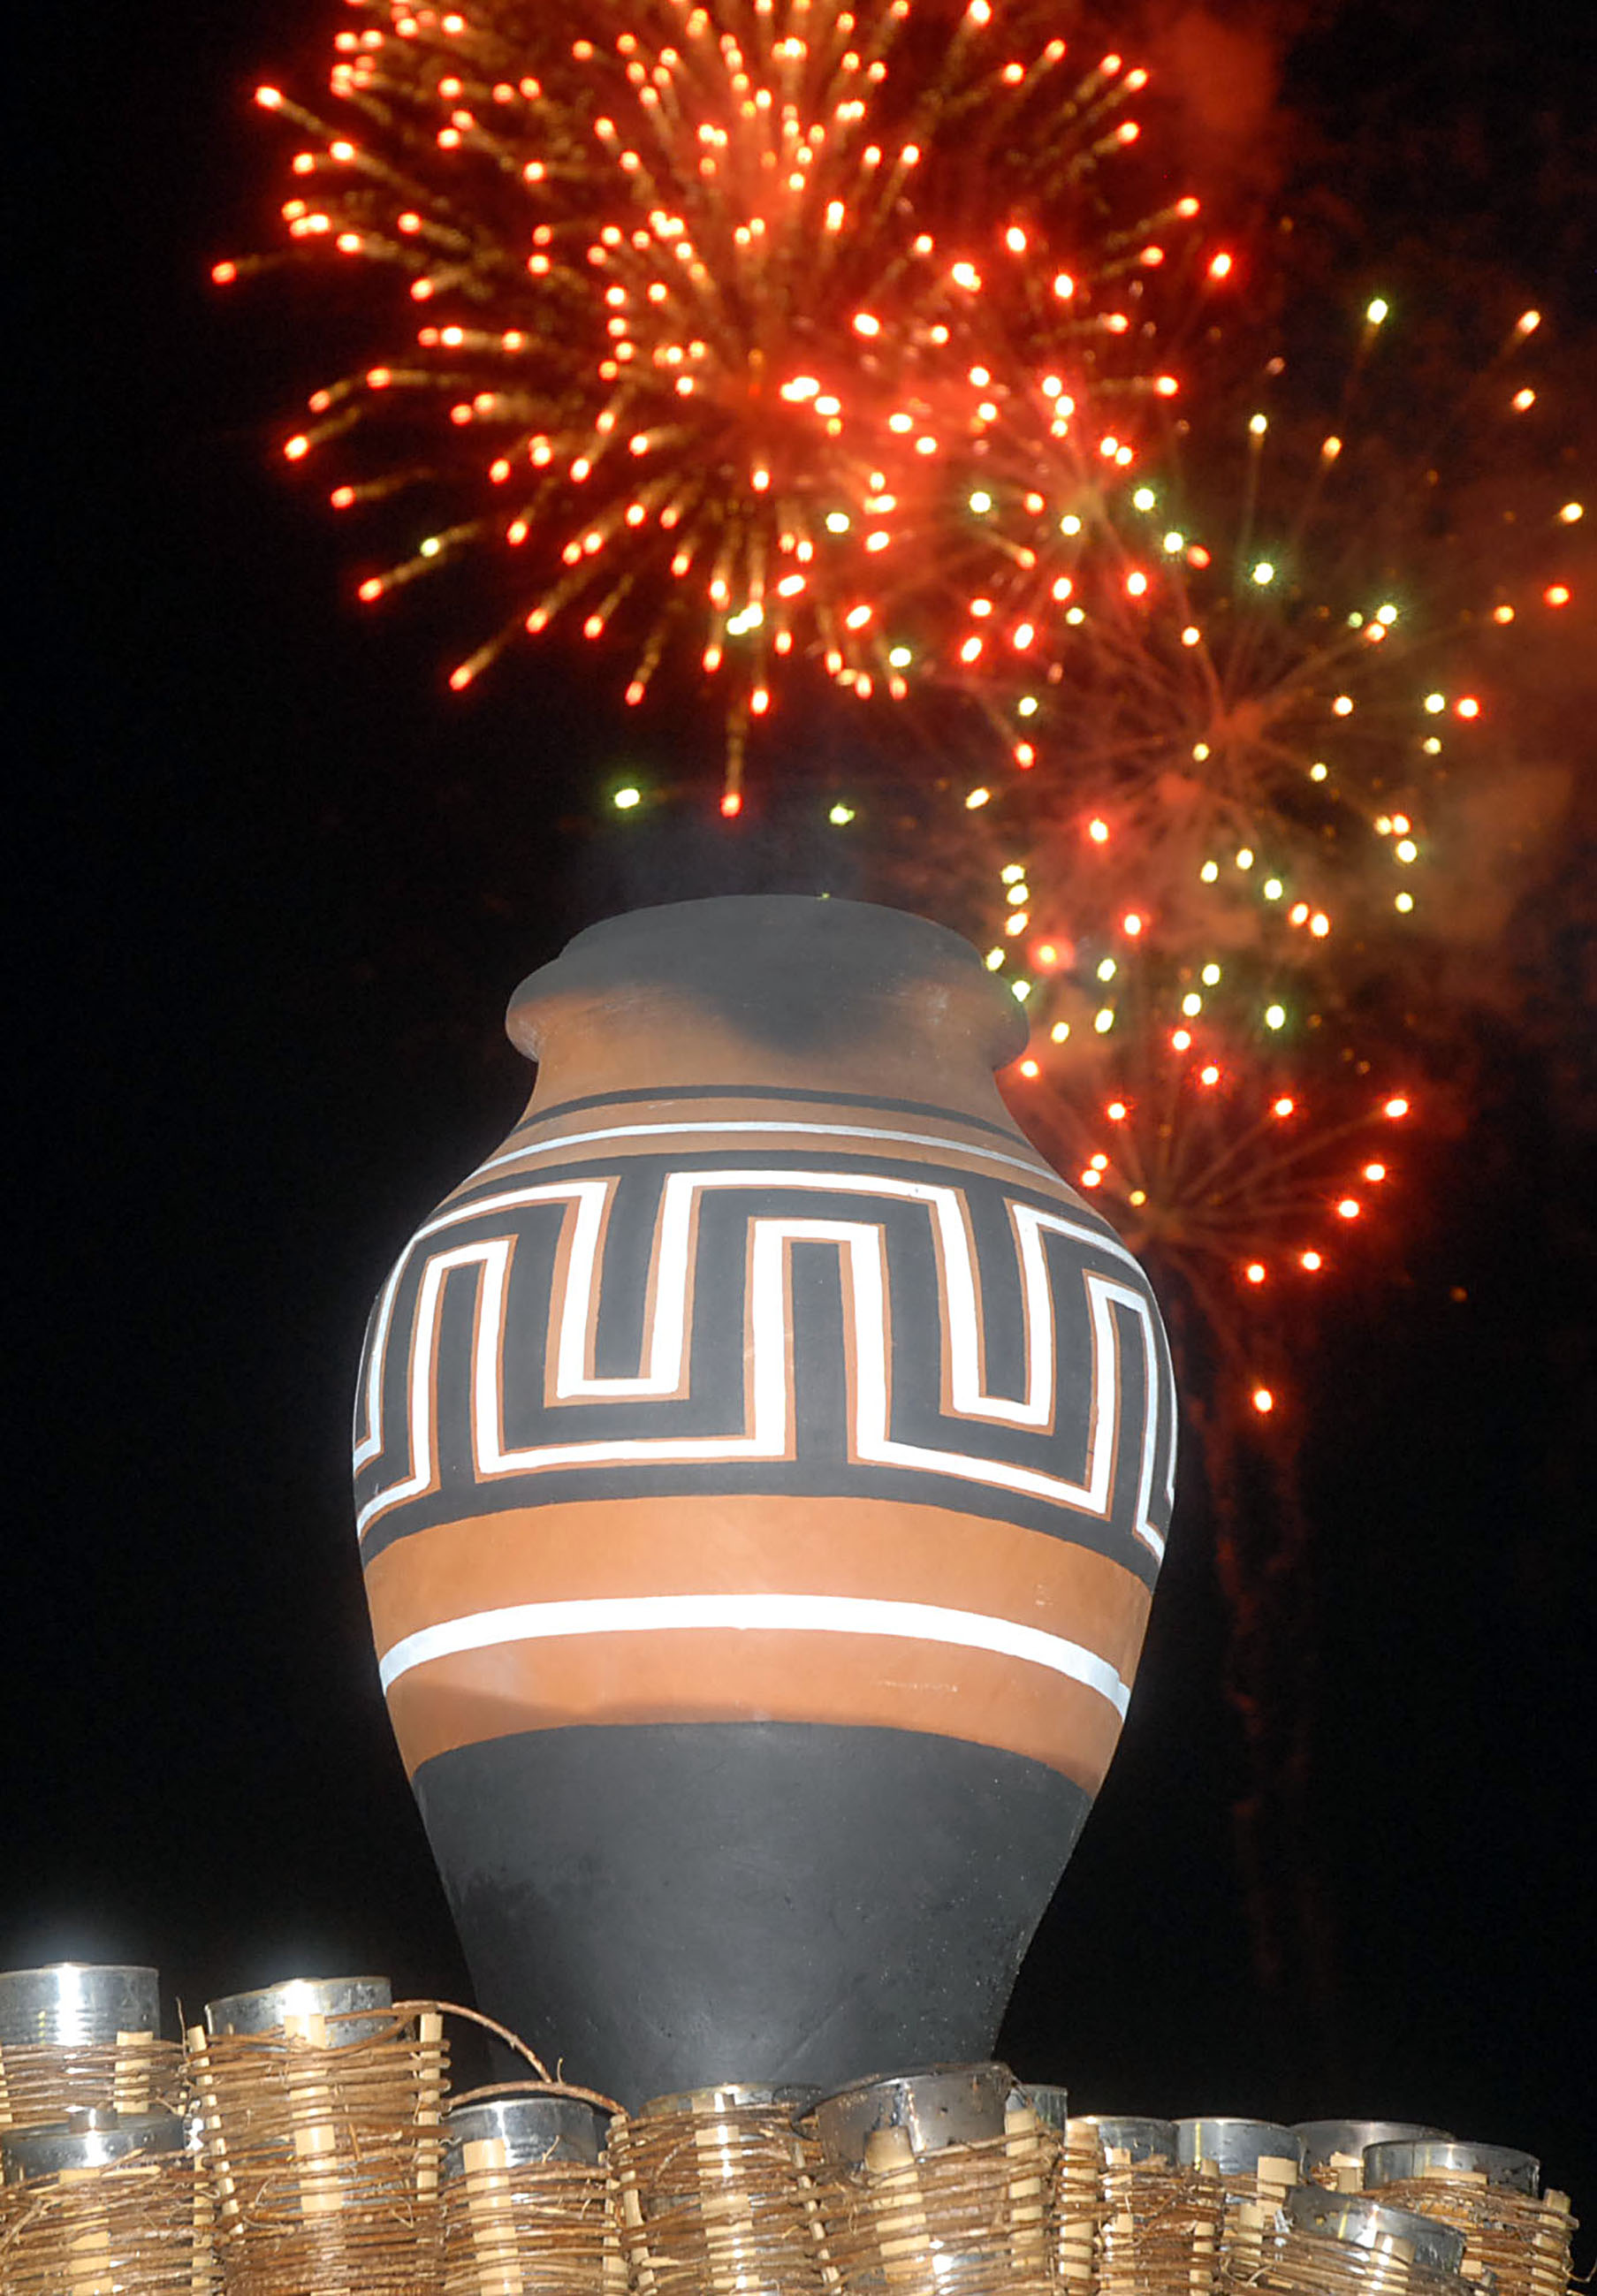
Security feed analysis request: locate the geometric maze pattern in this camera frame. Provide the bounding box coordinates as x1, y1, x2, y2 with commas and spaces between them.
355, 1150, 1176, 1570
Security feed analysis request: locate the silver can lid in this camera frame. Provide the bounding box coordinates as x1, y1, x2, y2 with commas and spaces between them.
1294, 2120, 1449, 2170
1175, 2118, 1305, 2175
2, 2108, 186, 2186
639, 2083, 822, 2121
1079, 2117, 1180, 2166
445, 2093, 612, 2175
204, 1976, 392, 2046
1008, 2082, 1068, 2131
0, 1965, 162, 2049
814, 2064, 1015, 2165
1288, 2185, 1467, 2272
1364, 2139, 1539, 2196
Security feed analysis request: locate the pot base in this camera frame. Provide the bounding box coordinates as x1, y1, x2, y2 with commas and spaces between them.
415, 1719, 1087, 2108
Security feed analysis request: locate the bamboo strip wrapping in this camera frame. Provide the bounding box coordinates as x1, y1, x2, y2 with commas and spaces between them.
786, 2112, 842, 2295
863, 2125, 934, 2289
416, 2012, 445, 2207
460, 2135, 518, 2296
191, 2140, 217, 2296
1226, 2196, 1272, 2285
600, 2145, 630, 2296
610, 2117, 660, 2296
59, 2163, 116, 2296
186, 2024, 239, 2231
281, 2009, 341, 2219
1309, 2150, 1375, 2194
1215, 2153, 1298, 2282
1189, 2170, 1221, 2296
1526, 2192, 1577, 2296
696, 2110, 762, 2294
1057, 2120, 1104, 2291
1004, 2098, 1053, 2279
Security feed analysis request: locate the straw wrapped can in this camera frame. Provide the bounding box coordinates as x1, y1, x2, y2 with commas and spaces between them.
443, 2087, 621, 2296
1254, 2186, 1473, 2294
1292, 2125, 1449, 2196
1075, 2117, 1223, 2296
810, 2064, 1055, 2296
0, 1965, 182, 2136
0, 2106, 217, 2295
607, 2082, 831, 2296
1364, 2139, 1577, 2296
1175, 2118, 1302, 2285
186, 1976, 446, 2294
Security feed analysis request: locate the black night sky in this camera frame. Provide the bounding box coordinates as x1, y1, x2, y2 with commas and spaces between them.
11, 0, 1596, 2203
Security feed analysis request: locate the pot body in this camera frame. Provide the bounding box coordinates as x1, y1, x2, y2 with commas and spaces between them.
354, 897, 1176, 2106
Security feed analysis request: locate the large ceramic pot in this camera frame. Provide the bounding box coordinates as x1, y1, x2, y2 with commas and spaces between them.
354, 896, 1176, 2105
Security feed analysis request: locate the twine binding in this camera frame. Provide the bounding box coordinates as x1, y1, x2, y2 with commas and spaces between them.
0, 2034, 184, 2132
0, 2140, 217, 2294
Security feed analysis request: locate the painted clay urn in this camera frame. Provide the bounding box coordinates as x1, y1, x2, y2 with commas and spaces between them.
354, 895, 1176, 2105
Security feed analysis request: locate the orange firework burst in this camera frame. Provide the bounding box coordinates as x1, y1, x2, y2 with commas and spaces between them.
220, 0, 1216, 803
937, 298, 1580, 945
990, 893, 1421, 1418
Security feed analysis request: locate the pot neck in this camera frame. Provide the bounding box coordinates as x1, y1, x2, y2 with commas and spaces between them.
506, 897, 1030, 1133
